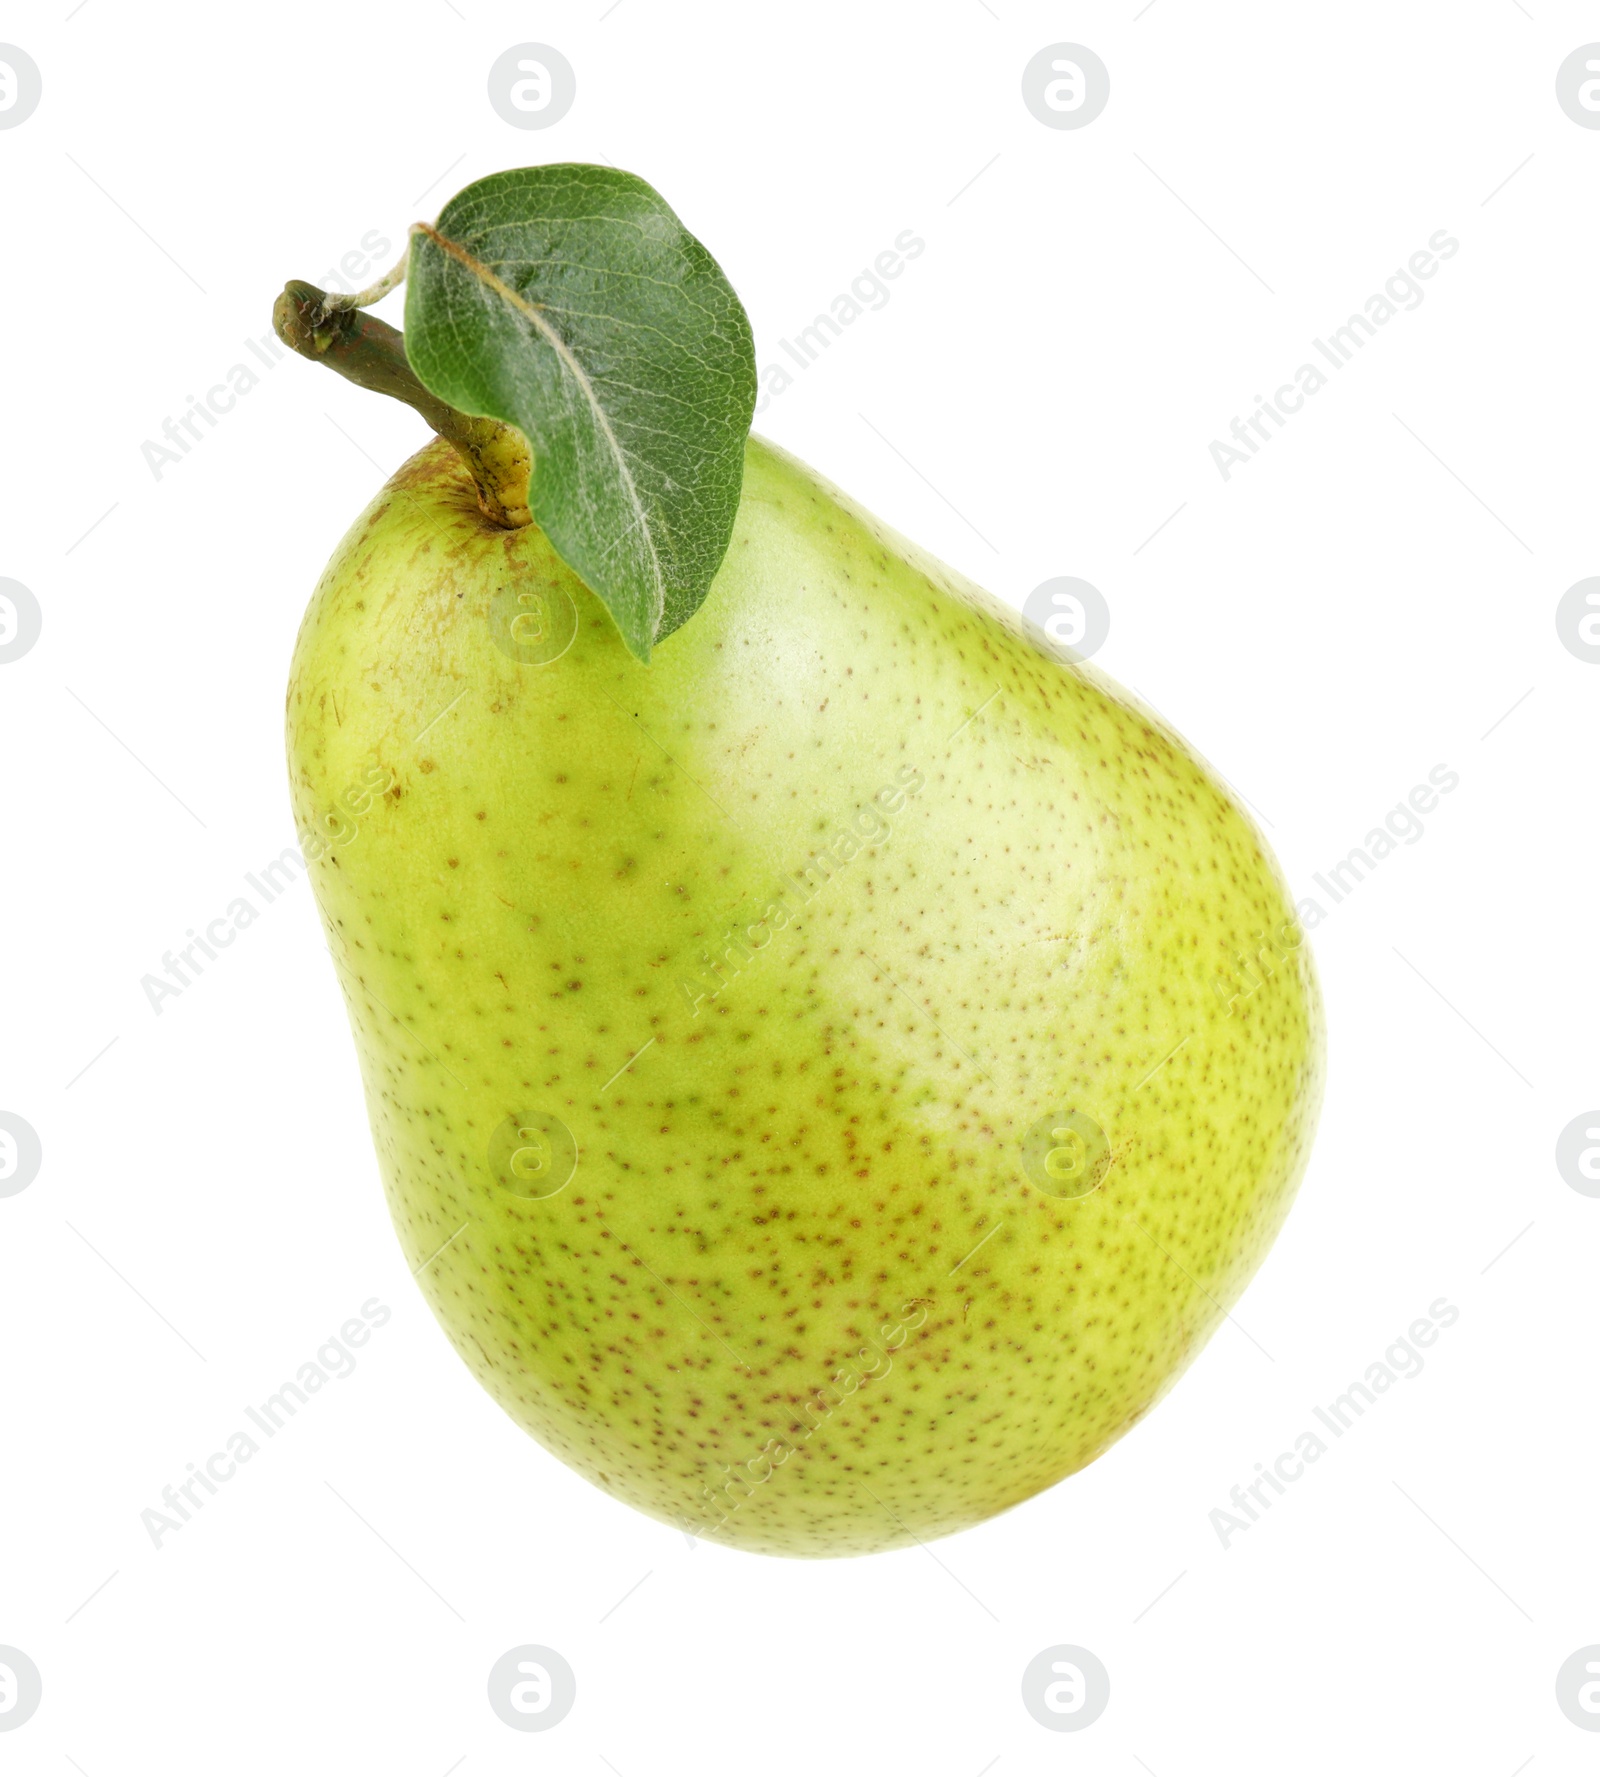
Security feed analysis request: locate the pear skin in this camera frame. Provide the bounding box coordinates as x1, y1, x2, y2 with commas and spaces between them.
286, 433, 1323, 1556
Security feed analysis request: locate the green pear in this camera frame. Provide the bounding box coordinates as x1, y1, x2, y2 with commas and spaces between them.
287, 432, 1323, 1556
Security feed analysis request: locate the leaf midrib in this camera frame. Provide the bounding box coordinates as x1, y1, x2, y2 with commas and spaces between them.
414, 220, 665, 631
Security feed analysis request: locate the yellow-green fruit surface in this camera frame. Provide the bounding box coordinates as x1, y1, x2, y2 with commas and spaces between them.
286, 433, 1323, 1556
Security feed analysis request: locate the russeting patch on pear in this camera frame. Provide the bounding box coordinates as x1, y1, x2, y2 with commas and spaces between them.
277, 165, 1323, 1557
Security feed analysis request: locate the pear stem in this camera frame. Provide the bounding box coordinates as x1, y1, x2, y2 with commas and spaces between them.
271, 280, 532, 530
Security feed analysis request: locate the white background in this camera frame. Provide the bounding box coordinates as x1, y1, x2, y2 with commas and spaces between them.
2, 2, 1595, 1769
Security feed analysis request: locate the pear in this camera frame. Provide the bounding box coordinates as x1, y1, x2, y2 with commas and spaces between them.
287, 432, 1323, 1556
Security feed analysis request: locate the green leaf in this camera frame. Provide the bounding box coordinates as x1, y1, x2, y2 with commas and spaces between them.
403, 165, 757, 662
